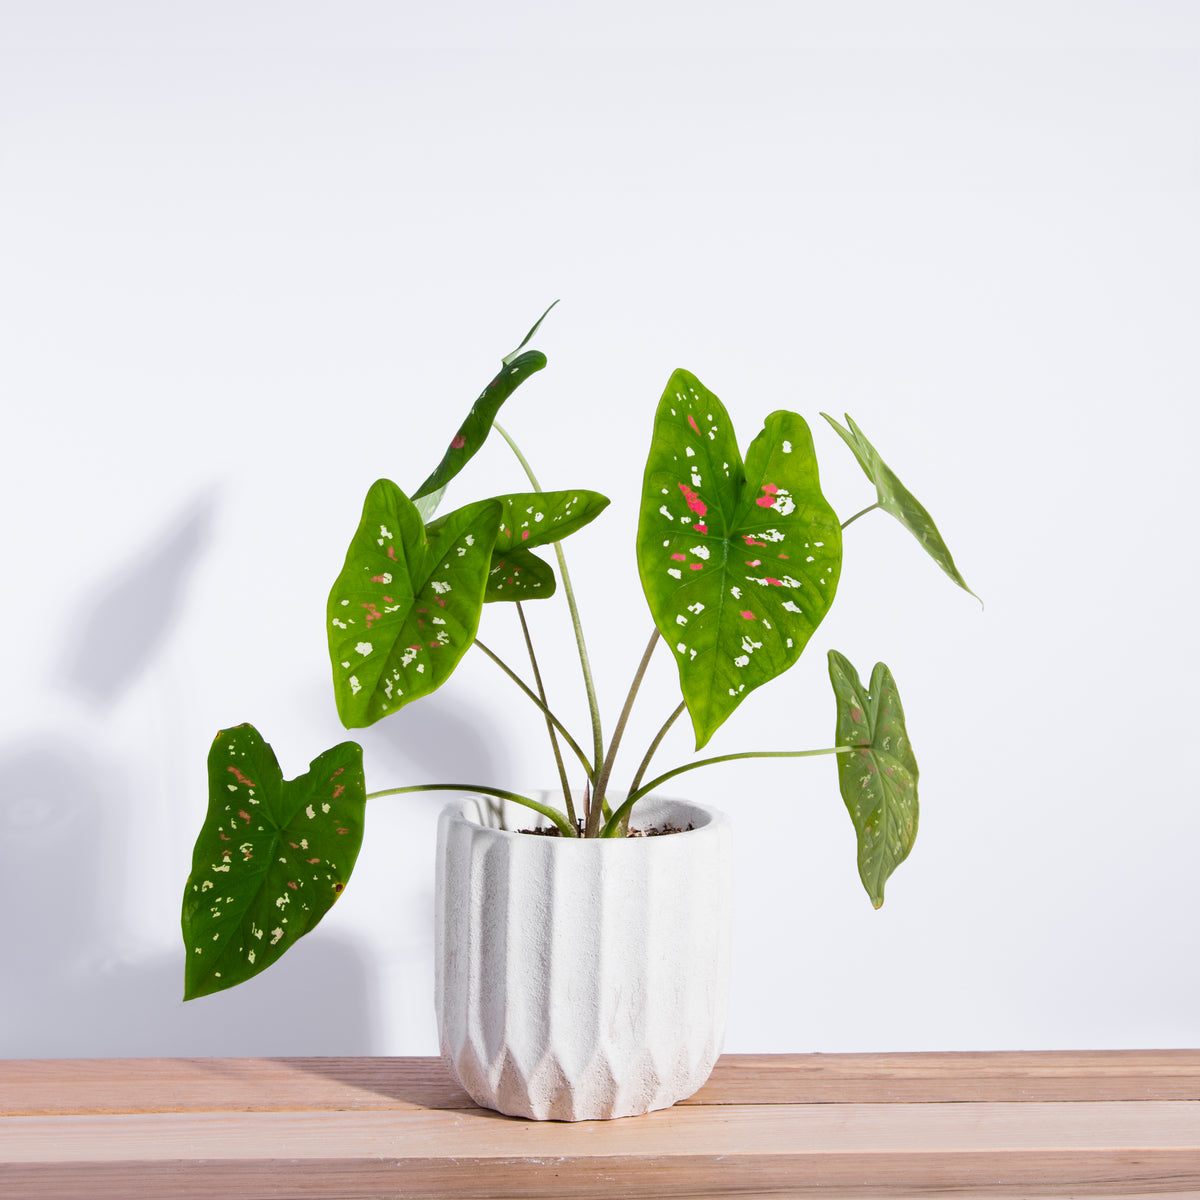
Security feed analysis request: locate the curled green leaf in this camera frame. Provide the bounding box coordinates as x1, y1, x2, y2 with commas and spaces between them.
412, 303, 560, 514
822, 413, 979, 602
502, 299, 559, 366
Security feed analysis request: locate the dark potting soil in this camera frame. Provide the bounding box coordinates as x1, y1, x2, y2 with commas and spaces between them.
518, 822, 695, 837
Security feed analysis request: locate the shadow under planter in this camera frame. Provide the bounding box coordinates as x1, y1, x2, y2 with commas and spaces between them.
435, 795, 733, 1121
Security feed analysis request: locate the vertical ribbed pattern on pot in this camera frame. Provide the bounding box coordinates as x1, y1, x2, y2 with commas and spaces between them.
435, 796, 732, 1120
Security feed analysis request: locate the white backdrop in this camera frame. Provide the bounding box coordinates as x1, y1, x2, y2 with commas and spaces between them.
2, 2, 1197, 1057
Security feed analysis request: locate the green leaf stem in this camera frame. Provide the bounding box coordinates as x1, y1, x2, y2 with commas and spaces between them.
822, 413, 978, 600
182, 725, 365, 999
827, 650, 919, 908
328, 480, 500, 728
638, 369, 843, 749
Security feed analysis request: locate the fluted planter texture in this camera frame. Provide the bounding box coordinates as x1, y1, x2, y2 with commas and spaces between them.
434, 794, 733, 1121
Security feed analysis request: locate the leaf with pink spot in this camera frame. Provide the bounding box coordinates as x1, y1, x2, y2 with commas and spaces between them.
483, 546, 557, 601
637, 368, 842, 748
411, 303, 558, 519
411, 351, 547, 520
327, 480, 501, 727
489, 490, 609, 554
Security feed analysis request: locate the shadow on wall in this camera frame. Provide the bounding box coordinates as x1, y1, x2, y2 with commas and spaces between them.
0, 488, 380, 1057
360, 685, 514, 819
59, 488, 217, 706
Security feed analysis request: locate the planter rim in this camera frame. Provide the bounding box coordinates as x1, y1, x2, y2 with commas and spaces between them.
441, 793, 727, 843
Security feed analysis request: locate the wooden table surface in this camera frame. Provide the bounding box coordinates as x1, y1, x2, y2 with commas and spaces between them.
2, 1051, 1199, 1198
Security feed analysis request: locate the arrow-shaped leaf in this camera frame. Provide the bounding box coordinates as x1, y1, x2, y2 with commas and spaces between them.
827, 650, 919, 908
637, 369, 842, 749
328, 480, 501, 728
822, 413, 978, 601
182, 724, 365, 999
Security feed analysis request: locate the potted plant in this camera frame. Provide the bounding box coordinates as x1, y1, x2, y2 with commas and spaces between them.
181, 303, 977, 1120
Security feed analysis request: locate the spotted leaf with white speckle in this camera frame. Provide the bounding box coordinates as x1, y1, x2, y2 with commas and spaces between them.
827, 651, 919, 909
484, 545, 557, 601
477, 489, 610, 603
637, 369, 842, 749
328, 480, 501, 727
182, 724, 365, 999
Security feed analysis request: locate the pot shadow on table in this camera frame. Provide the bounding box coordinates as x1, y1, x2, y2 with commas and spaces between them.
286, 1056, 479, 1109
0, 488, 380, 1058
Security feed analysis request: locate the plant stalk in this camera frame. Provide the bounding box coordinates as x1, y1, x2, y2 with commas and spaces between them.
473, 638, 594, 779
493, 420, 605, 778
516, 600, 576, 825
841, 501, 880, 530
601, 745, 857, 837
366, 783, 577, 836
586, 628, 660, 837
627, 700, 687, 799
609, 698, 688, 838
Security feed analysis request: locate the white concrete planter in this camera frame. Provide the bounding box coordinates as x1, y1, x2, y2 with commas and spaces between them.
434, 794, 733, 1121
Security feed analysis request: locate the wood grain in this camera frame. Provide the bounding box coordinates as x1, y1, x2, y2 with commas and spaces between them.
5, 1050, 1199, 1115
2, 1053, 1199, 1197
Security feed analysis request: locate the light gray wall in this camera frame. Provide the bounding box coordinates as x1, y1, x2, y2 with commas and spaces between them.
2, 2, 1197, 1057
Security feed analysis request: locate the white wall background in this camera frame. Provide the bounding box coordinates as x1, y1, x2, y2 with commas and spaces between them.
2, 1, 1197, 1058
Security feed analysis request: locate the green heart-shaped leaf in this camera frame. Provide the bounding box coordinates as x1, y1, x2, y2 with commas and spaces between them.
637, 369, 842, 749
328, 480, 501, 728
827, 650, 919, 908
822, 413, 979, 601
182, 724, 365, 999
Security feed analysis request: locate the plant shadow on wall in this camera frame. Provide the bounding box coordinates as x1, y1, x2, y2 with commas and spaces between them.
178, 303, 978, 1045
0, 490, 379, 1056
60, 492, 215, 706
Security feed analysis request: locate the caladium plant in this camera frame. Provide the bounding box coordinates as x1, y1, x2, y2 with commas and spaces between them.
182, 304, 977, 1000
